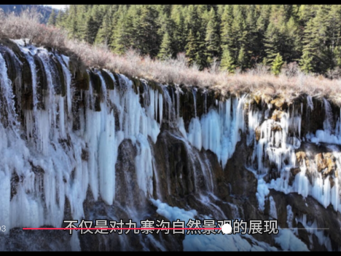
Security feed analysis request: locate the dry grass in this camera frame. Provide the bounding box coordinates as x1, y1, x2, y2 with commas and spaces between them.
0, 10, 67, 49
2, 10, 341, 105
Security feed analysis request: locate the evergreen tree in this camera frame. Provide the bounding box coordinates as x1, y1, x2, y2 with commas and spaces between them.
111, 10, 131, 54
220, 5, 234, 47
194, 31, 207, 70
82, 15, 98, 44
156, 10, 176, 57
300, 5, 333, 73
55, 8, 66, 28
184, 5, 201, 36
299, 50, 313, 73
91, 5, 105, 31
237, 46, 248, 70
171, 5, 186, 53
245, 5, 262, 66
158, 32, 173, 60
220, 46, 236, 73
263, 6, 297, 64
185, 29, 197, 66
205, 9, 220, 65
132, 5, 160, 57
94, 11, 112, 46
264, 23, 282, 64
64, 5, 78, 39
271, 53, 284, 75
75, 5, 91, 40
285, 16, 302, 62
53, 4, 341, 77
47, 9, 57, 26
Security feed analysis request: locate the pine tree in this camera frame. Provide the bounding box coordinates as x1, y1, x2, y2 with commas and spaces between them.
158, 32, 173, 60
55, 8, 66, 28
220, 5, 234, 47
84, 16, 98, 44
237, 46, 247, 70
205, 9, 220, 65
245, 5, 262, 66
285, 16, 302, 62
75, 5, 91, 41
91, 5, 105, 30
171, 5, 186, 53
64, 5, 78, 39
94, 11, 112, 46
299, 51, 313, 73
47, 9, 57, 26
271, 53, 284, 75
132, 5, 160, 57
50, 4, 341, 77
264, 7, 286, 64
220, 46, 236, 73
300, 5, 332, 73
185, 29, 197, 66
184, 5, 201, 36
194, 31, 207, 70
111, 10, 131, 54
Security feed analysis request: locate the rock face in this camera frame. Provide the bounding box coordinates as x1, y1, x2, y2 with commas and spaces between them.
0, 39, 341, 251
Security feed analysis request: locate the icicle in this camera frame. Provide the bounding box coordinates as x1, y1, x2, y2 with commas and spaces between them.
187, 117, 202, 150
204, 89, 207, 114
18, 46, 39, 111
323, 98, 334, 131
57, 95, 65, 138
331, 177, 339, 211
98, 106, 120, 205
269, 196, 277, 219
192, 88, 197, 117
55, 52, 72, 115
307, 95, 314, 110
176, 85, 180, 119
0, 52, 19, 130
135, 135, 154, 198
159, 92, 163, 125
97, 70, 107, 103
294, 160, 309, 197
286, 205, 294, 229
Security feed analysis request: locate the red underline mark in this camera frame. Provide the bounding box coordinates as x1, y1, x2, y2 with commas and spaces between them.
23, 228, 222, 230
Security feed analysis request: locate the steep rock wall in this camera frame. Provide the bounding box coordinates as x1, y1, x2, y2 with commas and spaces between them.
0, 39, 340, 251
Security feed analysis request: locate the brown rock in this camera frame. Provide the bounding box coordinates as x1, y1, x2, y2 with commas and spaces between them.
289, 167, 301, 186
296, 151, 307, 165
272, 122, 282, 132
315, 153, 336, 177
271, 109, 283, 121
263, 94, 273, 104
253, 94, 261, 105
315, 153, 326, 173
329, 176, 335, 188
271, 97, 286, 109
290, 167, 301, 176
255, 126, 261, 141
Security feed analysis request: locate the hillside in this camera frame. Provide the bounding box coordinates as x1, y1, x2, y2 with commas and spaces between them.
54, 5, 341, 77
0, 10, 341, 106
0, 5, 54, 24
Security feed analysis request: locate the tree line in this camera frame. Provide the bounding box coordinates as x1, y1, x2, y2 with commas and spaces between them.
48, 5, 341, 76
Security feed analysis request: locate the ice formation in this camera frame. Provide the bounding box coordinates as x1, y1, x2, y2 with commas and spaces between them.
0, 39, 340, 251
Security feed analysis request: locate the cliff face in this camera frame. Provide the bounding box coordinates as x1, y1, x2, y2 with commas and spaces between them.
0, 38, 340, 251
